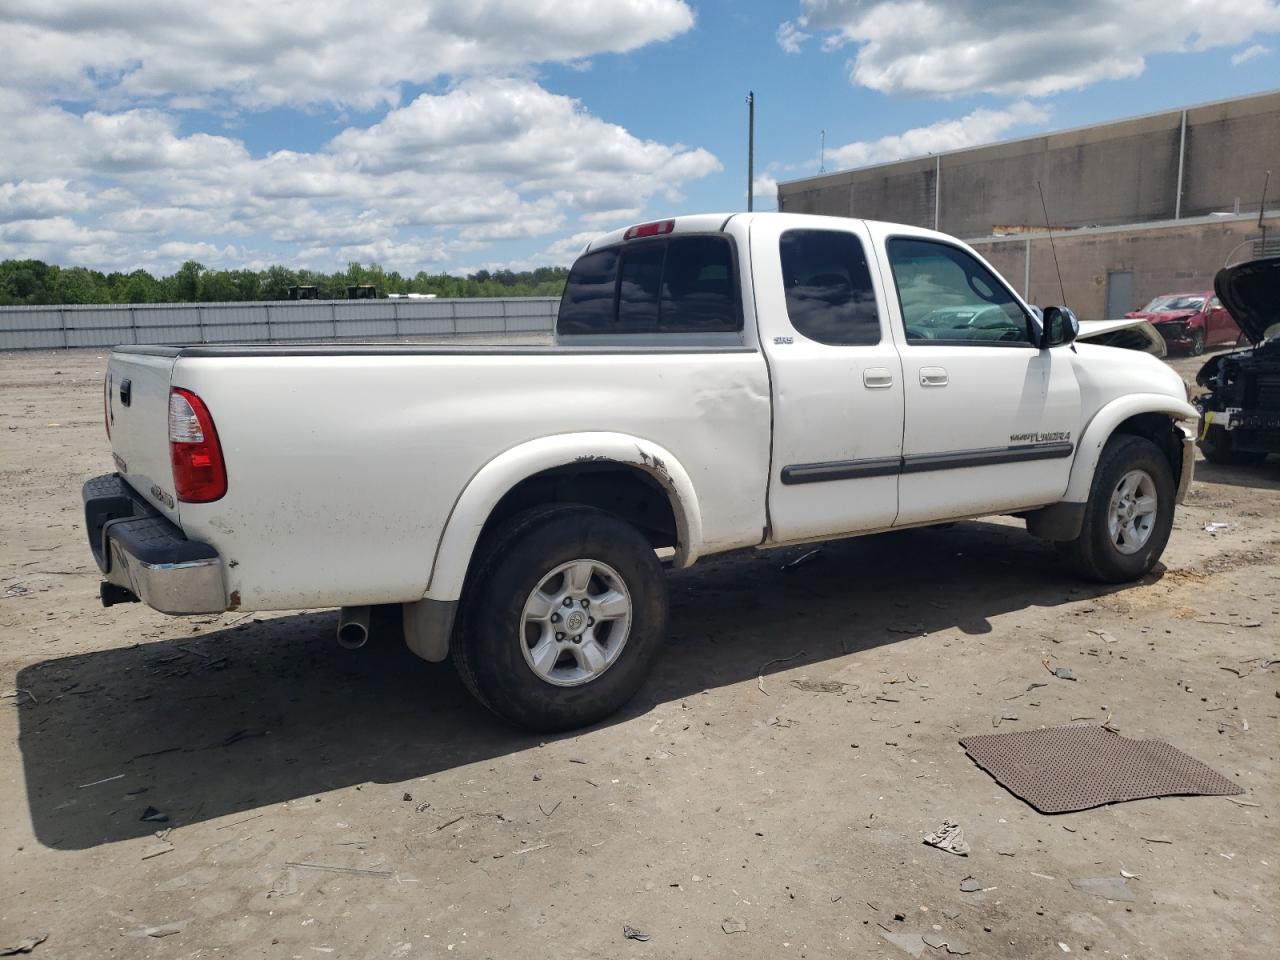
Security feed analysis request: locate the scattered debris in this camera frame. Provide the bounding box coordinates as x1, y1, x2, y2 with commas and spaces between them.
1029, 872, 1056, 881
1070, 877, 1136, 902
1140, 836, 1174, 844
267, 869, 300, 898
285, 862, 393, 879
139, 806, 169, 823
0, 933, 47, 955
756, 650, 806, 696
1203, 522, 1230, 533
790, 678, 846, 694
958, 876, 981, 893
922, 933, 971, 955
215, 813, 264, 831
402, 792, 413, 802
960, 725, 1243, 813
538, 801, 561, 818
1119, 868, 1140, 879
922, 820, 970, 857
1088, 629, 1118, 644
125, 922, 187, 939
781, 548, 822, 571
78, 773, 124, 788
510, 842, 551, 856
1224, 797, 1260, 807
435, 815, 464, 832
622, 925, 650, 942
721, 918, 748, 935
140, 841, 174, 861
1198, 616, 1262, 628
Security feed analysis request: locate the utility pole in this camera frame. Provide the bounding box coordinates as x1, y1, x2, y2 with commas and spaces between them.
819, 128, 826, 173
746, 91, 755, 212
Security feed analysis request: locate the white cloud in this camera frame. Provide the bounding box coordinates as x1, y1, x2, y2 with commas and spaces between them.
777, 21, 811, 54
0, 80, 721, 273
825, 101, 1049, 170
1232, 43, 1271, 63
1, 1, 696, 110
752, 173, 780, 209
0, 179, 93, 220
790, 0, 1280, 95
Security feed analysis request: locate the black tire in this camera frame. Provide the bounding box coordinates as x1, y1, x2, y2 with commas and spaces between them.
1056, 434, 1176, 583
1188, 329, 1206, 356
1198, 424, 1267, 466
451, 504, 668, 732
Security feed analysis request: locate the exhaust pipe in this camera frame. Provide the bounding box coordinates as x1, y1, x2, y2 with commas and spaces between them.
336, 606, 371, 649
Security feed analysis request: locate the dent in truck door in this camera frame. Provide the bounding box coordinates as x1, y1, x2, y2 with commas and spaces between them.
881, 236, 1080, 524
755, 218, 905, 542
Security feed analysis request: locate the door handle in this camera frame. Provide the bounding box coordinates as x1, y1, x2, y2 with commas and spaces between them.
863, 367, 894, 389
919, 366, 948, 387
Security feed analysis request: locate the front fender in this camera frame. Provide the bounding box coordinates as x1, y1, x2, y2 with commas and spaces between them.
1062, 394, 1199, 503
423, 432, 704, 602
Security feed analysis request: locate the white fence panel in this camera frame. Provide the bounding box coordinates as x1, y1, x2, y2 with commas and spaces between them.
0, 298, 558, 350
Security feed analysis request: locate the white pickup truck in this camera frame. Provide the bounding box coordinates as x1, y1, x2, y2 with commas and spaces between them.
84, 213, 1197, 730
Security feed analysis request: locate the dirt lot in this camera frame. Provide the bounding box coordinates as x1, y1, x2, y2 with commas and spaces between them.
1, 346, 1276, 960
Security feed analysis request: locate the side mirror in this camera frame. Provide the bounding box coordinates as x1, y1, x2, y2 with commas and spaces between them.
1040, 305, 1079, 349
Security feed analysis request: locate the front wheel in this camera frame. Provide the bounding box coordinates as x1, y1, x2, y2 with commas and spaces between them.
1056, 434, 1176, 582
1188, 329, 1206, 356
452, 504, 668, 731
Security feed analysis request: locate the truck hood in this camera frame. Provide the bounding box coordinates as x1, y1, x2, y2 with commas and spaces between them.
1214, 255, 1280, 344
1076, 317, 1166, 356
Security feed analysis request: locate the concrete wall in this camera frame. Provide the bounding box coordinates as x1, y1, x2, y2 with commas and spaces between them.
972, 216, 1272, 320
779, 90, 1280, 238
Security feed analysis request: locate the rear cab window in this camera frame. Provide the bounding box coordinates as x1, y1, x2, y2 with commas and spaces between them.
779, 229, 881, 346
557, 234, 742, 340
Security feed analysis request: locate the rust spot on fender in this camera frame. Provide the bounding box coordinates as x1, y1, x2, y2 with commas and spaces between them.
227, 590, 241, 611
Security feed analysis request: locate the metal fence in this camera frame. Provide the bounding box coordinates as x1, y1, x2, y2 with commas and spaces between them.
0, 297, 559, 351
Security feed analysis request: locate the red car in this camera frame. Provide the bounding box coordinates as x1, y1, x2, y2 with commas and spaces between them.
1125, 291, 1240, 355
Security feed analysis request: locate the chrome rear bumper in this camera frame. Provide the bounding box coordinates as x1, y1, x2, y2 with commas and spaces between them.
83, 474, 226, 615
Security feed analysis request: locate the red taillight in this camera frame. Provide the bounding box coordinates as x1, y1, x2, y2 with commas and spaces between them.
623, 219, 675, 241
168, 388, 227, 503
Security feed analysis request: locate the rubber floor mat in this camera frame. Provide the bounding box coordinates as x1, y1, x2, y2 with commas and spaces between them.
959, 724, 1243, 813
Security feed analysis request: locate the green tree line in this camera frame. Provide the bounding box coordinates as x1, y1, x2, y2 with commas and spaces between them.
0, 259, 569, 306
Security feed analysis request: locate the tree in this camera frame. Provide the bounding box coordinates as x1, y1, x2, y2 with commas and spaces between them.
174, 260, 204, 302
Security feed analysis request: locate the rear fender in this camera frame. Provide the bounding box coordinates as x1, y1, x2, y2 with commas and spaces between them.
424, 432, 703, 602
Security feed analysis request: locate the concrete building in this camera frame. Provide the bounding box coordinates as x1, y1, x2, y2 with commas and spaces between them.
778, 90, 1280, 320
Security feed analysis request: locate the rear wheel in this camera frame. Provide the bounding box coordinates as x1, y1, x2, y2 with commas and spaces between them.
1056, 434, 1175, 582
452, 504, 667, 731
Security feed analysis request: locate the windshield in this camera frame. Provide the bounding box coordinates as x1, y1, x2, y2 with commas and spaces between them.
1141, 294, 1204, 312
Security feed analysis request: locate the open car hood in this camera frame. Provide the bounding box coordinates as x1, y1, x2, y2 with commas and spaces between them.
1215, 256, 1280, 345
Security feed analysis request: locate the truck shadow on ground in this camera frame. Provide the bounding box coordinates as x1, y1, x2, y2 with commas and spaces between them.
19, 521, 1132, 849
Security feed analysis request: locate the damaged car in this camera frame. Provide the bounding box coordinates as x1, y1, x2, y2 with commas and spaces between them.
1195, 256, 1280, 465
1126, 290, 1240, 356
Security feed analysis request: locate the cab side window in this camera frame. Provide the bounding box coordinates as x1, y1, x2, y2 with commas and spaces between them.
886, 238, 1031, 345
779, 229, 881, 346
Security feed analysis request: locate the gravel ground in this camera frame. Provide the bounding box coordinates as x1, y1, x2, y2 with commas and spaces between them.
0, 345, 1276, 960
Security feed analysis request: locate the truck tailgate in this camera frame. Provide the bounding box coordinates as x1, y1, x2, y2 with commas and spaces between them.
106, 350, 181, 524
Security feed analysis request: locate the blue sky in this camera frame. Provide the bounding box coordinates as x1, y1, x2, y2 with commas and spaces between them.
1, 0, 1278, 275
